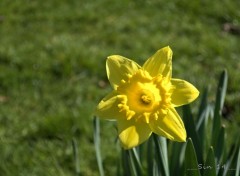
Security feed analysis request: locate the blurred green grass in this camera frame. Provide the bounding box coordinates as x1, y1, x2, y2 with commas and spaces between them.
0, 0, 239, 175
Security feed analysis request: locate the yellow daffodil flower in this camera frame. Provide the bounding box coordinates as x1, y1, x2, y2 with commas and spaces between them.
95, 46, 199, 149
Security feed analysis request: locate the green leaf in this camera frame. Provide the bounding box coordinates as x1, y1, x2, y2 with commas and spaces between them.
197, 87, 209, 122
147, 135, 154, 176
182, 105, 203, 164
211, 70, 228, 148
196, 104, 212, 155
203, 147, 216, 176
169, 142, 185, 176
153, 160, 159, 176
72, 138, 81, 176
196, 87, 209, 137
121, 147, 143, 176
185, 138, 201, 176
152, 134, 170, 176
215, 125, 225, 163
121, 149, 131, 176
116, 156, 122, 176
235, 146, 240, 176
128, 148, 143, 176
93, 116, 105, 176
127, 150, 138, 176
221, 138, 239, 176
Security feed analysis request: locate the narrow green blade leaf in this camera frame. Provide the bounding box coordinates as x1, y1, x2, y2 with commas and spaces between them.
72, 138, 81, 176
235, 146, 240, 176
117, 156, 122, 176
153, 160, 159, 176
215, 125, 225, 163
122, 147, 143, 176
93, 116, 104, 176
185, 138, 201, 176
121, 149, 131, 176
221, 138, 239, 176
211, 70, 228, 148
127, 150, 138, 176
128, 148, 143, 176
203, 147, 216, 176
169, 142, 185, 176
196, 87, 209, 134
214, 70, 228, 116
197, 87, 209, 122
153, 134, 170, 176
182, 105, 203, 164
196, 104, 211, 155
147, 136, 154, 176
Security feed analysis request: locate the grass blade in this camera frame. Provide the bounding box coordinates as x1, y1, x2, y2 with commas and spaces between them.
128, 148, 143, 176
221, 140, 239, 176
93, 116, 104, 176
117, 155, 122, 176
153, 134, 170, 176
72, 138, 81, 176
123, 148, 142, 176
196, 104, 212, 154
235, 146, 240, 176
152, 160, 159, 176
211, 70, 228, 148
203, 147, 216, 176
122, 149, 132, 176
169, 142, 185, 176
196, 87, 209, 134
185, 138, 201, 176
197, 87, 209, 122
127, 150, 138, 176
182, 105, 203, 164
215, 125, 225, 163
147, 136, 154, 176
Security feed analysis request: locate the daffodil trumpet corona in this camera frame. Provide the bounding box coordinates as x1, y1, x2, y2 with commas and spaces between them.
95, 46, 199, 149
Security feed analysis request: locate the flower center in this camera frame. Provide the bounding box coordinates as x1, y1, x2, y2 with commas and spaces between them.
141, 94, 151, 104
139, 89, 154, 105
117, 69, 171, 123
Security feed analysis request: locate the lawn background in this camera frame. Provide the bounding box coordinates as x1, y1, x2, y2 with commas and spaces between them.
0, 0, 239, 175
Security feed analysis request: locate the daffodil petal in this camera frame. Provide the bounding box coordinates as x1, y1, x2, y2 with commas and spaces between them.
118, 119, 152, 149
170, 79, 199, 107
95, 91, 123, 120
149, 107, 186, 142
106, 55, 141, 89
143, 46, 172, 78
